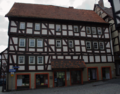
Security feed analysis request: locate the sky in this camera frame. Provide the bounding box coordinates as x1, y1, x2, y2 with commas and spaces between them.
0, 0, 111, 53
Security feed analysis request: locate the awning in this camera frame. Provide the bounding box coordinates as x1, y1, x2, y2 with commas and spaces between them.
51, 59, 86, 69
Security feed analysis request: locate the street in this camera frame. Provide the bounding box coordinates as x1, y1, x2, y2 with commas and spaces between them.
0, 78, 120, 94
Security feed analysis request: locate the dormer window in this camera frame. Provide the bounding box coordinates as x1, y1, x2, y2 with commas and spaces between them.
86, 27, 91, 34
20, 22, 25, 29
74, 26, 79, 32
56, 24, 61, 31
35, 23, 40, 30
97, 27, 102, 35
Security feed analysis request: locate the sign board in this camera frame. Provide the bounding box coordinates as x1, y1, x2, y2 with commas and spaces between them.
108, 0, 120, 30
13, 66, 19, 68
9, 69, 16, 72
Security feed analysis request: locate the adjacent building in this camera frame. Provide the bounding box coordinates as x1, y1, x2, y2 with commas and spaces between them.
0, 2, 116, 91
94, 0, 120, 76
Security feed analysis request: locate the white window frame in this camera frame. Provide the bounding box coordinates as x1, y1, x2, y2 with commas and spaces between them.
93, 41, 98, 49
29, 39, 35, 47
69, 40, 73, 48
37, 56, 43, 64
20, 22, 25, 29
92, 27, 97, 34
29, 56, 35, 64
86, 26, 91, 34
86, 41, 91, 49
19, 38, 25, 47
18, 56, 25, 64
56, 40, 61, 47
99, 42, 104, 50
35, 23, 40, 30
97, 27, 102, 35
74, 26, 79, 32
56, 24, 61, 31
37, 39, 43, 47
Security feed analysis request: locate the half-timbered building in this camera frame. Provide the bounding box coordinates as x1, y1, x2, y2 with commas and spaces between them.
94, 0, 120, 76
0, 2, 116, 90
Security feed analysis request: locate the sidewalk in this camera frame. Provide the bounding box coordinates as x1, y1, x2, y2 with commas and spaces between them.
0, 78, 120, 94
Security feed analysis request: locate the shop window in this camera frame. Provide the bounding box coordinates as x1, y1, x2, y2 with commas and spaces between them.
54, 72, 65, 87
74, 25, 79, 32
86, 41, 91, 49
69, 40, 73, 48
97, 27, 102, 35
20, 22, 25, 29
35, 23, 40, 30
88, 68, 97, 81
18, 56, 25, 64
86, 26, 91, 34
37, 39, 43, 47
36, 74, 48, 88
37, 56, 43, 64
19, 38, 25, 47
29, 56, 35, 64
56, 40, 61, 47
71, 71, 81, 85
92, 27, 96, 34
93, 42, 98, 49
99, 42, 104, 50
29, 39, 35, 47
56, 24, 61, 31
17, 75, 29, 89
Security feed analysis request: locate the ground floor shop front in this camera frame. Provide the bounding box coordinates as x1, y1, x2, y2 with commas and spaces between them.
7, 63, 116, 90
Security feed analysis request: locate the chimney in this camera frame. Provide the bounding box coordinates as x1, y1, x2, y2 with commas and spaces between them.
98, 0, 104, 8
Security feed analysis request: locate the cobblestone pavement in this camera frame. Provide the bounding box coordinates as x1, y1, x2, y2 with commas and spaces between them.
0, 78, 120, 94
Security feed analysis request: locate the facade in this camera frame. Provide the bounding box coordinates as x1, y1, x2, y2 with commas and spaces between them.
94, 0, 120, 76
0, 3, 116, 91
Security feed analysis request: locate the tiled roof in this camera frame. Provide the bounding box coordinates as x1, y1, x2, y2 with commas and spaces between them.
5, 3, 107, 23
51, 60, 86, 69
96, 4, 113, 18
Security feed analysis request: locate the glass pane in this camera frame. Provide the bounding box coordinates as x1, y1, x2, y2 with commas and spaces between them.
30, 57, 34, 63
20, 39, 25, 46
35, 23, 40, 30
37, 40, 42, 47
30, 39, 34, 47
38, 57, 42, 63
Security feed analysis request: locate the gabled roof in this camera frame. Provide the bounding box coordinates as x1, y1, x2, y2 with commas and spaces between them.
94, 4, 113, 18
5, 3, 107, 23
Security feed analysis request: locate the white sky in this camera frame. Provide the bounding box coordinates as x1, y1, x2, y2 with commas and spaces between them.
0, 0, 111, 53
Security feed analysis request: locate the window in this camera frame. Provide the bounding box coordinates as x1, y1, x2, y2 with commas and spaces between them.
35, 23, 40, 30
92, 27, 96, 34
18, 56, 25, 64
29, 56, 35, 64
37, 39, 43, 47
93, 42, 98, 49
99, 42, 104, 50
86, 27, 91, 34
19, 38, 25, 47
97, 27, 102, 35
86, 41, 91, 49
56, 24, 61, 31
29, 39, 35, 47
74, 26, 79, 32
56, 40, 61, 47
37, 56, 43, 64
20, 22, 25, 29
69, 40, 73, 48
